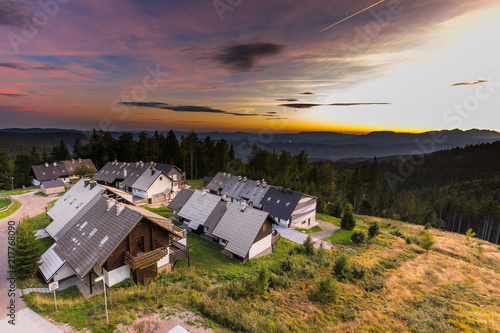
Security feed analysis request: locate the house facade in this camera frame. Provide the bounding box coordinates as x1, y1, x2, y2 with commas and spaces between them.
41, 180, 66, 195
39, 179, 190, 289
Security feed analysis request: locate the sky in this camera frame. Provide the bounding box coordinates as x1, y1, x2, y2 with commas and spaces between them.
0, 0, 499, 134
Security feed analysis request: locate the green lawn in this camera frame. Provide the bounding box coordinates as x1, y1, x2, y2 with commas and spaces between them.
296, 226, 323, 233
0, 197, 11, 210
38, 236, 55, 253
0, 187, 37, 196
0, 199, 21, 219
34, 191, 49, 197
143, 205, 174, 219
318, 212, 368, 245
26, 212, 51, 230
316, 213, 341, 226
187, 179, 204, 190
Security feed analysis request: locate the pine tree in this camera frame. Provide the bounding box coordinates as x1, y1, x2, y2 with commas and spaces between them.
16, 219, 43, 280
341, 203, 356, 230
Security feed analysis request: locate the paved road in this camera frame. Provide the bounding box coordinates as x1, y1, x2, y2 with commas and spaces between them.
309, 227, 337, 239
274, 225, 333, 250
0, 192, 58, 331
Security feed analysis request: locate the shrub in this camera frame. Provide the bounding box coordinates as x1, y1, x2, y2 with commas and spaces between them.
424, 222, 432, 230
256, 265, 270, 293
302, 236, 315, 256
16, 218, 43, 280
368, 222, 380, 238
406, 237, 412, 244
327, 201, 343, 218
390, 229, 404, 238
341, 203, 356, 230
351, 231, 366, 246
361, 275, 386, 292
419, 230, 435, 252
308, 275, 341, 304
465, 228, 477, 247
333, 254, 349, 277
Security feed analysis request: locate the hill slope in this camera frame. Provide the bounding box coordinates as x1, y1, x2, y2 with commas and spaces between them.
23, 214, 500, 332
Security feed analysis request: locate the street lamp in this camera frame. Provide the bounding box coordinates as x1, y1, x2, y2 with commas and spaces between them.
11, 177, 14, 190
94, 275, 108, 326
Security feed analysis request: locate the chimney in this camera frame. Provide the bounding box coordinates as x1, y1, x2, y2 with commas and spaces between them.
107, 198, 116, 211
136, 162, 139, 167
78, 158, 82, 162
90, 180, 97, 190
151, 166, 156, 176
53, 162, 57, 166
45, 162, 49, 167
72, 159, 75, 163
201, 190, 206, 196
84, 179, 90, 187
243, 177, 247, 182
263, 181, 267, 188
241, 203, 247, 212
238, 175, 242, 181
287, 188, 291, 192
256, 180, 261, 186
223, 172, 227, 176
116, 203, 125, 216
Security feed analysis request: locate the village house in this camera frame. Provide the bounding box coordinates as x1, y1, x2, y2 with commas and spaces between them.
168, 189, 280, 262
31, 158, 96, 186
206, 172, 318, 229
40, 179, 66, 195
39, 178, 190, 289
93, 161, 184, 204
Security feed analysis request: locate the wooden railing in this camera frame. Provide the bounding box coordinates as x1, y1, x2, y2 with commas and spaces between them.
169, 240, 191, 263
272, 230, 281, 244
124, 242, 169, 270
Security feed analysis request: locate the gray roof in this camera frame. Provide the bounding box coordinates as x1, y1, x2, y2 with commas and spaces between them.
131, 168, 168, 191
220, 175, 246, 199
61, 159, 96, 174
211, 205, 274, 258
42, 179, 65, 188
53, 197, 143, 279
202, 176, 213, 183
238, 180, 271, 208
204, 201, 227, 237
155, 163, 181, 176
259, 187, 303, 221
31, 162, 69, 182
46, 179, 106, 240
206, 172, 233, 192
94, 161, 153, 186
167, 188, 194, 211
39, 243, 68, 282
177, 191, 223, 230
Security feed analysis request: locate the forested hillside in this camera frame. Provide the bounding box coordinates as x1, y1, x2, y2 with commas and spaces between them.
1, 128, 498, 244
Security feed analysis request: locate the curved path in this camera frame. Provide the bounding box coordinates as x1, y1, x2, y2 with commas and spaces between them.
0, 192, 62, 332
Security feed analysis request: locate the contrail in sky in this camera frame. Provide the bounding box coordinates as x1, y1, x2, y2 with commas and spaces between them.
320, 0, 386, 32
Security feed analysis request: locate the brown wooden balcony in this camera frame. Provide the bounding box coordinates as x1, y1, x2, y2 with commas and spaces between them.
169, 239, 191, 263
124, 240, 168, 270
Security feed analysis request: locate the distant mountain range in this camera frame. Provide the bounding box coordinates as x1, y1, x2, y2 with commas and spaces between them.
1, 128, 499, 161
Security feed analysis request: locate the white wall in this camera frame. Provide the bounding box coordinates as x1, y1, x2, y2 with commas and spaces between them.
157, 248, 170, 268
147, 174, 172, 199
248, 234, 272, 259
53, 263, 75, 281
103, 265, 131, 287
132, 188, 146, 199
178, 238, 187, 246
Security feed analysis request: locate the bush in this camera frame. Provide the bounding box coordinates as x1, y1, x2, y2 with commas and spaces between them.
368, 222, 380, 238
361, 275, 386, 292
302, 236, 315, 256
351, 231, 366, 246
308, 275, 341, 304
333, 254, 349, 277
406, 237, 412, 244
390, 229, 404, 238
419, 230, 435, 252
341, 203, 356, 230
424, 222, 432, 230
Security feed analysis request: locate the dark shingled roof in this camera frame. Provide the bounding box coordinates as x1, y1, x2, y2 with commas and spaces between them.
204, 200, 228, 237
220, 175, 245, 198
154, 163, 181, 175
32, 162, 70, 182
93, 161, 153, 187
61, 159, 96, 174
202, 176, 213, 183
206, 172, 232, 192
259, 187, 303, 221
168, 188, 194, 212
42, 179, 65, 188
53, 197, 143, 279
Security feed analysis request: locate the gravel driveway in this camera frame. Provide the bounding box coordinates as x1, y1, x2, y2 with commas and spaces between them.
0, 192, 59, 331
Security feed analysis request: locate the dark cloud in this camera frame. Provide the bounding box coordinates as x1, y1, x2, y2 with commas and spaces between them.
266, 111, 278, 114
279, 103, 320, 109
0, 62, 63, 71
200, 86, 219, 90
451, 80, 488, 87
0, 92, 26, 98
279, 102, 391, 109
212, 42, 285, 72
301, 92, 314, 95
0, 0, 30, 28
276, 98, 298, 102
121, 102, 258, 117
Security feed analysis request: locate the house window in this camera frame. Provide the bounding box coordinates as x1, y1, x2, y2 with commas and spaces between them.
263, 224, 266, 232
160, 176, 163, 181
172, 174, 177, 180
136, 236, 145, 253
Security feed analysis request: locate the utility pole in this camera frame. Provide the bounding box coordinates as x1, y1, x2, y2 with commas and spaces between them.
11, 177, 14, 190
